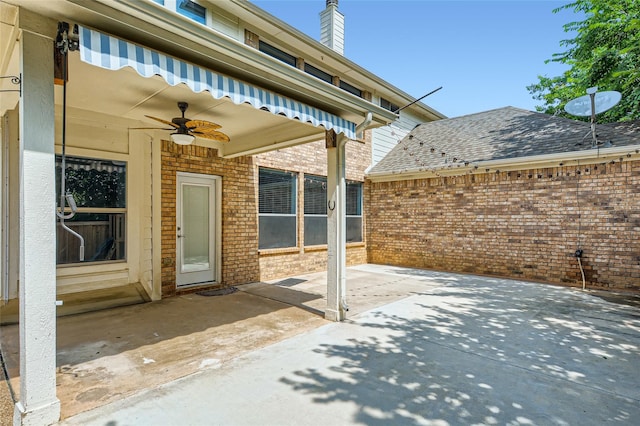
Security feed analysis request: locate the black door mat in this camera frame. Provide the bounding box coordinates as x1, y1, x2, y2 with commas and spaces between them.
196, 287, 238, 297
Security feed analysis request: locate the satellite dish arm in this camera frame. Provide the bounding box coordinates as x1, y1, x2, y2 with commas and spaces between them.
589, 92, 597, 148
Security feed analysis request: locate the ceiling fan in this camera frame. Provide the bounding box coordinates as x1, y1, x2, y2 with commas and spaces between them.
142, 101, 230, 145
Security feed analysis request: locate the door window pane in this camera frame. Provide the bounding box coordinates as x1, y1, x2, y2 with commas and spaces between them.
182, 184, 210, 271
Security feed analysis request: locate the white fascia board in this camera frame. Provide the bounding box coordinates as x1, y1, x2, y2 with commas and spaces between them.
367, 144, 640, 182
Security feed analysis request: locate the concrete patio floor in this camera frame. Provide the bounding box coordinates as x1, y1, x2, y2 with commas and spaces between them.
0, 263, 440, 422
2, 264, 640, 425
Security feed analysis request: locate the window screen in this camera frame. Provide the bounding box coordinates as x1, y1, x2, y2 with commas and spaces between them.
346, 181, 363, 243
303, 176, 363, 245
259, 168, 297, 249
304, 175, 327, 246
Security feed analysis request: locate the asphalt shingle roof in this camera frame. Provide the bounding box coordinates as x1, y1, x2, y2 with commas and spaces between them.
370, 106, 640, 175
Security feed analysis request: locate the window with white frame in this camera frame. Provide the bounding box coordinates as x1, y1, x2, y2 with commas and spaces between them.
304, 63, 333, 84
177, 0, 206, 24
304, 175, 328, 246
346, 181, 363, 243
258, 168, 297, 249
339, 80, 363, 98
152, 0, 206, 25
259, 41, 297, 67
304, 175, 363, 246
55, 155, 126, 264
380, 97, 400, 113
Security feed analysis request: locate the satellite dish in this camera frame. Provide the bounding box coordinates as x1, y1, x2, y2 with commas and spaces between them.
564, 91, 622, 116
564, 88, 622, 149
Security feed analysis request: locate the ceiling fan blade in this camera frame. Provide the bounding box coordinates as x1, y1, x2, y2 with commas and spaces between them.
190, 126, 227, 138
145, 115, 180, 128
129, 127, 175, 130
193, 130, 230, 143
186, 119, 222, 131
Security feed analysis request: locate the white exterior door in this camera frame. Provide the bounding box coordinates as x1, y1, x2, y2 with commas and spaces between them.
176, 173, 220, 287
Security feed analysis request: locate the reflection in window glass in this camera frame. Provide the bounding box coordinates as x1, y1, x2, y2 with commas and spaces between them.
55, 156, 126, 264
178, 0, 206, 24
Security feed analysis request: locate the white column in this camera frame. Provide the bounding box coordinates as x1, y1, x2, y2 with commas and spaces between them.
14, 21, 61, 426
326, 131, 347, 321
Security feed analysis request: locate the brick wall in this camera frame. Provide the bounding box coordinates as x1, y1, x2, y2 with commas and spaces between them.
255, 134, 371, 280
366, 160, 640, 291
161, 141, 259, 297
255, 136, 370, 181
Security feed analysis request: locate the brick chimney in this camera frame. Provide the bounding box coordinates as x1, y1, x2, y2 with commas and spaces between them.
320, 0, 344, 55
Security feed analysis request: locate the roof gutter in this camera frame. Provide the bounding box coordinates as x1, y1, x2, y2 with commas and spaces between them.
367, 144, 640, 182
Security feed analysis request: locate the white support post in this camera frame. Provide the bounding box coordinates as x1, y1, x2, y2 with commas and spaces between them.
326, 130, 347, 321
14, 22, 61, 426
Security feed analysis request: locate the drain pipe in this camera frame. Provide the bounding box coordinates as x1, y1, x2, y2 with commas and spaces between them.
355, 112, 373, 141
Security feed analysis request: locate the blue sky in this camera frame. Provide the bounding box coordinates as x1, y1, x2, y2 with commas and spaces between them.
251, 0, 578, 118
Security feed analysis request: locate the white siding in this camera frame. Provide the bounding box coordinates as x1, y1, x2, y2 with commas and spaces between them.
371, 111, 422, 166
320, 4, 345, 55
139, 134, 153, 296
210, 6, 241, 40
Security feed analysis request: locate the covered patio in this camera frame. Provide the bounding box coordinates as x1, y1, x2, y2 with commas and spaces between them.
1, 1, 397, 422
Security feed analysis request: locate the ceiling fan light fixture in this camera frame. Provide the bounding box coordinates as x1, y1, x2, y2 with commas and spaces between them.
171, 132, 195, 145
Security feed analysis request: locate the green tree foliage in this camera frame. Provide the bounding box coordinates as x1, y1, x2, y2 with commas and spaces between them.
527, 0, 639, 122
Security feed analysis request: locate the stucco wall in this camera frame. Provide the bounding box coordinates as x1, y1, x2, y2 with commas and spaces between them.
366, 160, 640, 291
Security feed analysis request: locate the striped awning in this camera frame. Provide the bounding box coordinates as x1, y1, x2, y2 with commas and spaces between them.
78, 26, 356, 139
